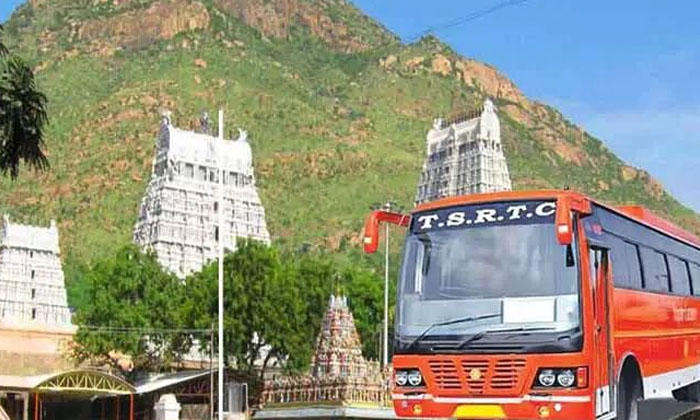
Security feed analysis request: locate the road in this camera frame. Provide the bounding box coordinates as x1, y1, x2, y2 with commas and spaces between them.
639, 399, 700, 420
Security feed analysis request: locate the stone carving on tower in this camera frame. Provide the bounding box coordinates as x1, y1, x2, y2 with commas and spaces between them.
133, 112, 271, 278
0, 215, 72, 327
311, 295, 379, 379
260, 295, 390, 407
415, 98, 512, 205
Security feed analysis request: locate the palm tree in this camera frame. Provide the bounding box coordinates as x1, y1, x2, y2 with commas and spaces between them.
0, 24, 49, 180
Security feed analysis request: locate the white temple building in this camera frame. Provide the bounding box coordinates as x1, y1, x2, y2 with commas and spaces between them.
415, 98, 512, 205
0, 215, 72, 327
133, 112, 271, 277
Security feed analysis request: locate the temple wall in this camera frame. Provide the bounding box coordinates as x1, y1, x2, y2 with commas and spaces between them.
0, 324, 75, 375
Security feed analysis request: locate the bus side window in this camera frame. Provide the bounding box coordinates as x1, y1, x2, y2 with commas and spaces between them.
623, 241, 643, 289
640, 247, 670, 293
668, 255, 691, 296
609, 238, 630, 288
690, 263, 700, 297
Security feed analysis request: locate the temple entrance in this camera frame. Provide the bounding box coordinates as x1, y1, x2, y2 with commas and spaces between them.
38, 398, 92, 420
2, 368, 229, 420
0, 370, 136, 420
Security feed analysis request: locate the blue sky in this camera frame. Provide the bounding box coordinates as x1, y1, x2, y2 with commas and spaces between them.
2, 1, 699, 211
0, 2, 20, 27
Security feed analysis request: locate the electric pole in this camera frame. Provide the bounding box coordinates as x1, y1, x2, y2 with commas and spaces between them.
371, 200, 401, 368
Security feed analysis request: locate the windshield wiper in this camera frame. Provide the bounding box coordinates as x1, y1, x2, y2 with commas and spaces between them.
408, 313, 501, 350
457, 326, 556, 350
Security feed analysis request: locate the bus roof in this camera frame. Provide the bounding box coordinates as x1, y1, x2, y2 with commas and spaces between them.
413, 189, 700, 249
413, 189, 586, 212
615, 205, 700, 247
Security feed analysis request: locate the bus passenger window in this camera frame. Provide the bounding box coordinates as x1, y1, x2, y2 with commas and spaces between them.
623, 242, 643, 289
640, 247, 670, 293
610, 238, 630, 288
668, 256, 691, 295
689, 263, 700, 296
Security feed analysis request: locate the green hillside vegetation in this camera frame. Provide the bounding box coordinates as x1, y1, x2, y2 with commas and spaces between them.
2, 0, 699, 309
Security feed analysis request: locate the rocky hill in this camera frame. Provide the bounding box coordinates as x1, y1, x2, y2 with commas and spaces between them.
2, 0, 699, 306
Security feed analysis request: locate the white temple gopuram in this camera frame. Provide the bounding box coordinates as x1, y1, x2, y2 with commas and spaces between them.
0, 215, 72, 327
133, 112, 271, 277
415, 98, 512, 205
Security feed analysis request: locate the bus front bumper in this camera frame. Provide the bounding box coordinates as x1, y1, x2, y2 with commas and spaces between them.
392, 393, 594, 419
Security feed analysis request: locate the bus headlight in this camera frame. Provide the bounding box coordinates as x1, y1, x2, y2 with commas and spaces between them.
557, 370, 576, 387
538, 369, 557, 387
407, 370, 423, 386
534, 367, 586, 388
396, 370, 408, 386
395, 369, 423, 387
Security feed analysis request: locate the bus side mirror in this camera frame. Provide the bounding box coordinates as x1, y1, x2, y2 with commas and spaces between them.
556, 197, 574, 246
363, 210, 410, 254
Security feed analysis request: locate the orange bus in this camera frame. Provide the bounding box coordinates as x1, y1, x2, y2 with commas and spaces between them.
363, 190, 700, 420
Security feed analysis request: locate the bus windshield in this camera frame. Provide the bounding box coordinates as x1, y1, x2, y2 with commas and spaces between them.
396, 200, 580, 352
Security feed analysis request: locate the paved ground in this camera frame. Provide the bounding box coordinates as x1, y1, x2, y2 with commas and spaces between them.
639, 399, 700, 420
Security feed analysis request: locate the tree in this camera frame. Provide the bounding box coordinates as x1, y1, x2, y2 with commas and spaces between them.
182, 240, 388, 404
274, 250, 390, 363
72, 246, 190, 375
339, 266, 386, 360
72, 240, 388, 383
0, 24, 49, 179
184, 240, 309, 379
278, 252, 346, 371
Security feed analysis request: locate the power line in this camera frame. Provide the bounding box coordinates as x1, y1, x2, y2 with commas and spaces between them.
267, 0, 537, 86
79, 325, 212, 334
407, 0, 534, 42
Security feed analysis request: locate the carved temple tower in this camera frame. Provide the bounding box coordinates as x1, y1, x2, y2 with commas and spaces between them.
415, 98, 512, 205
311, 295, 380, 379
0, 215, 72, 327
260, 295, 389, 408
133, 112, 270, 277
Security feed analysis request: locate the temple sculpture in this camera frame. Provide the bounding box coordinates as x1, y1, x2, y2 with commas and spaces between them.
0, 215, 72, 327
415, 98, 512, 204
133, 112, 271, 277
260, 295, 390, 407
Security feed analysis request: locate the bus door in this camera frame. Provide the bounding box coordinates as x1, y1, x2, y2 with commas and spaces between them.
590, 247, 615, 418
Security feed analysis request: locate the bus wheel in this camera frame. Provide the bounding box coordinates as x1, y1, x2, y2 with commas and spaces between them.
618, 373, 642, 420
672, 382, 700, 403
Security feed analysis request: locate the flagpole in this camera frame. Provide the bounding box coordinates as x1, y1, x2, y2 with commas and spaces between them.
217, 109, 225, 419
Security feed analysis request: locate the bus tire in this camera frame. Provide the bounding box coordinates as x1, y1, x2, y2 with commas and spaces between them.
672, 382, 700, 403
618, 370, 642, 420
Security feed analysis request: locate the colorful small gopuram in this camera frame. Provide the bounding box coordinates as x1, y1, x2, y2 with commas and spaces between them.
260, 295, 390, 407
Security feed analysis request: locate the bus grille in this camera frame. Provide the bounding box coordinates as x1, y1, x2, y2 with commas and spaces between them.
491, 358, 527, 390
460, 360, 489, 394
428, 357, 527, 395
427, 360, 461, 390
